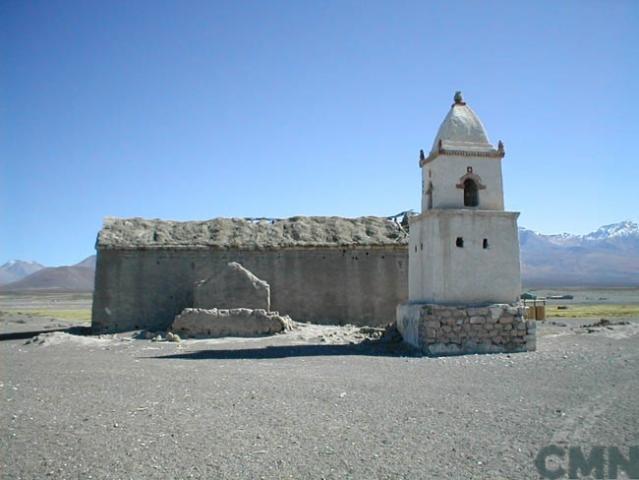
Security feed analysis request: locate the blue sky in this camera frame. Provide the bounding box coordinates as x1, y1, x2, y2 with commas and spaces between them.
1, 0, 637, 266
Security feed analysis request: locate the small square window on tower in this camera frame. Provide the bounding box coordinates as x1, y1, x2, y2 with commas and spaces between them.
456, 237, 464, 248
483, 238, 489, 249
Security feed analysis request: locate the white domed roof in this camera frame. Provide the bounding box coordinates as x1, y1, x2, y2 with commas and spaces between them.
431, 92, 493, 153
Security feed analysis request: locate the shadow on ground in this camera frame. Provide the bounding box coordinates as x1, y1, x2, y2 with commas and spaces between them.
0, 326, 92, 341
149, 342, 419, 360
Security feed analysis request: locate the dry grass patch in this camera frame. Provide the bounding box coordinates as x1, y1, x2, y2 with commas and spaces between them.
546, 304, 639, 318
3, 309, 91, 322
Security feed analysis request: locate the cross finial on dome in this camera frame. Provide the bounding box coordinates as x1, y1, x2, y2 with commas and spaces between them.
453, 91, 465, 106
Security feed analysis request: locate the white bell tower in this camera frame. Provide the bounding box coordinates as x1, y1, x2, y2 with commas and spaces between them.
410, 92, 521, 305
397, 92, 534, 356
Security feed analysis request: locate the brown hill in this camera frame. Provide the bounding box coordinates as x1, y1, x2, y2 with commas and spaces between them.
74, 255, 96, 269
0, 266, 94, 292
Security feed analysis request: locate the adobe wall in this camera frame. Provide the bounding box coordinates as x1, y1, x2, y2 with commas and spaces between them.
92, 246, 408, 333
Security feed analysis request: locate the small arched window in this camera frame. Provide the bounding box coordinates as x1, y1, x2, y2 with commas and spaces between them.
463, 179, 479, 207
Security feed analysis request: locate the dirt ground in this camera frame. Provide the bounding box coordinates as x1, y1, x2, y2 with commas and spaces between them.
1, 293, 639, 479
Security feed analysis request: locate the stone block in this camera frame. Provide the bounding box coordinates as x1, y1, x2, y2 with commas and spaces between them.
489, 306, 505, 320
462, 339, 478, 350
467, 307, 489, 316
476, 342, 497, 353
506, 306, 519, 315
469, 316, 485, 325
425, 320, 441, 329
421, 306, 434, 317
428, 343, 461, 356
194, 262, 270, 311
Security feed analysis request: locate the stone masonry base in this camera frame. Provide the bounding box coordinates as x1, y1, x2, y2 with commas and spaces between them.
396, 302, 536, 355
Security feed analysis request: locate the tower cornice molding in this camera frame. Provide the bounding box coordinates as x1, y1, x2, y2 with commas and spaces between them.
419, 147, 505, 167
408, 209, 520, 224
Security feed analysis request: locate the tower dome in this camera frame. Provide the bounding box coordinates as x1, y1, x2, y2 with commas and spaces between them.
430, 92, 493, 153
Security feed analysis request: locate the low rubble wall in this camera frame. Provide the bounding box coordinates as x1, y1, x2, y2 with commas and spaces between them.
171, 308, 292, 338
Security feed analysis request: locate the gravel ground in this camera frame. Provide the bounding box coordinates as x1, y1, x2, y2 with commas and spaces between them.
1, 315, 639, 479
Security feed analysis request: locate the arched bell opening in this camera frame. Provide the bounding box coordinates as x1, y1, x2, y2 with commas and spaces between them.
456, 170, 485, 207
463, 179, 479, 207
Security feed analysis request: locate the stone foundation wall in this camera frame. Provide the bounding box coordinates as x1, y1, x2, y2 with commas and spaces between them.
396, 303, 536, 355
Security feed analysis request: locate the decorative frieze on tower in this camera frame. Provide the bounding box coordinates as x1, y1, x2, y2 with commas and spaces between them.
396, 92, 536, 355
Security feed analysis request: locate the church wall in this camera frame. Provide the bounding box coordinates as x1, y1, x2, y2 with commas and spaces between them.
423, 156, 505, 211
408, 209, 521, 305
92, 246, 408, 333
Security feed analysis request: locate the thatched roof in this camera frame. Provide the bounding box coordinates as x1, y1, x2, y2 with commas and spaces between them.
96, 216, 409, 250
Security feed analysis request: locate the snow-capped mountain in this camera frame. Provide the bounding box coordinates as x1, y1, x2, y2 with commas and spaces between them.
519, 221, 639, 286
531, 220, 639, 246
584, 220, 639, 241
0, 260, 45, 286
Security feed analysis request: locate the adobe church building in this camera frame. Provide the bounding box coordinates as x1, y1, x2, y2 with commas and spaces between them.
92, 216, 409, 332
92, 92, 535, 354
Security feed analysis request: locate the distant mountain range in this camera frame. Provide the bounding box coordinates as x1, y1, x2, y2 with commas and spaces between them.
0, 260, 45, 285
0, 220, 637, 291
519, 220, 639, 287
0, 256, 96, 292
